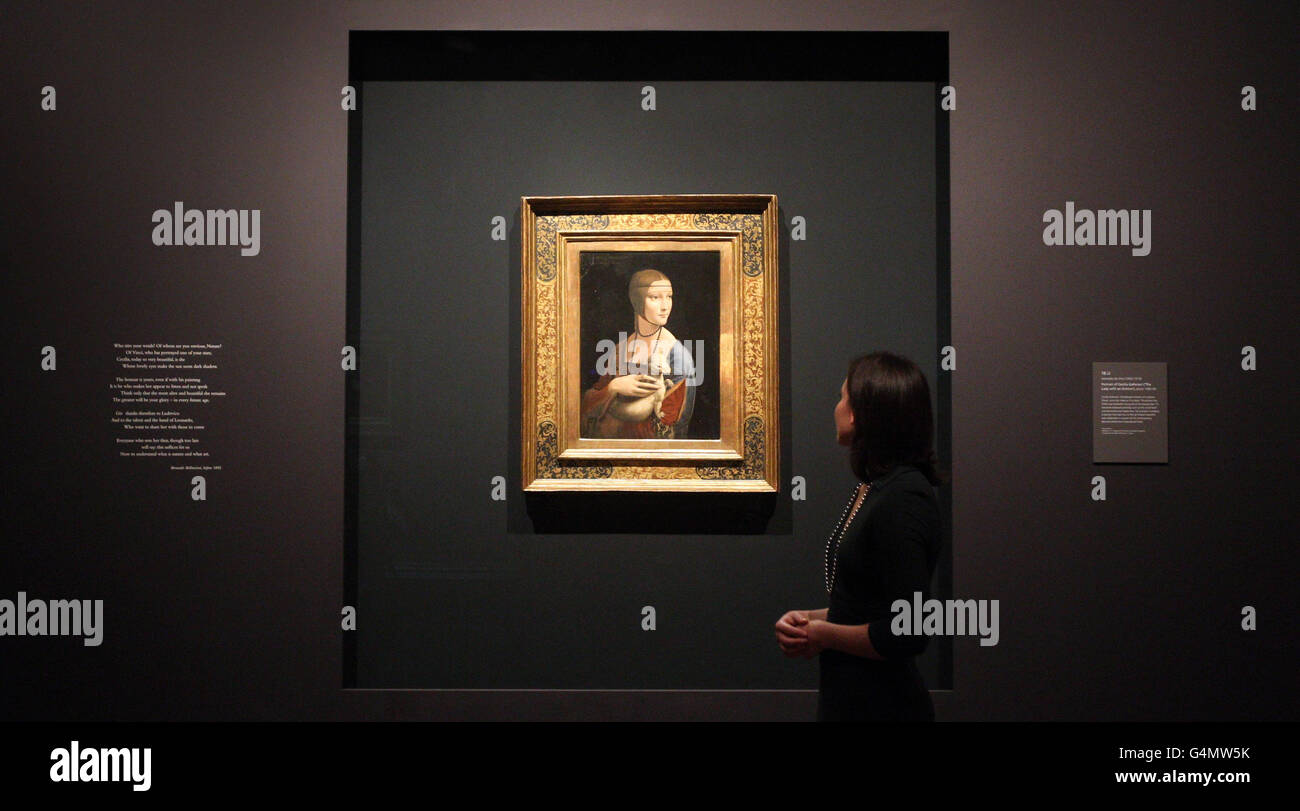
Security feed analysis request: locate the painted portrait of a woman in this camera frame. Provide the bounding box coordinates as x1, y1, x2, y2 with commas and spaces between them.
581, 268, 697, 439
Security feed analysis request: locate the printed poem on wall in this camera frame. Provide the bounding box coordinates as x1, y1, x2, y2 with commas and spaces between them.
1092, 361, 1168, 463
111, 343, 226, 471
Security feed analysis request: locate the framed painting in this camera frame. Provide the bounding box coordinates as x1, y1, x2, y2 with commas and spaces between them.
521, 194, 780, 492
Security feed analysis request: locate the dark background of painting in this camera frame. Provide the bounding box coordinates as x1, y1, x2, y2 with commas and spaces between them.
579, 249, 721, 440
2, 6, 1294, 720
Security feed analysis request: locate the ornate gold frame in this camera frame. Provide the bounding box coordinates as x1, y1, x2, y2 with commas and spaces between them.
521, 194, 780, 492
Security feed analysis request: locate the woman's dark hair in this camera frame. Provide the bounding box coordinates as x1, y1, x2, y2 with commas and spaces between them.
845, 351, 947, 487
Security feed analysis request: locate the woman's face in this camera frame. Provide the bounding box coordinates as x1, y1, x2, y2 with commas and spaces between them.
639, 281, 673, 327
834, 377, 855, 446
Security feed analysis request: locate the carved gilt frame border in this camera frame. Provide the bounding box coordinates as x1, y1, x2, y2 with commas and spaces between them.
522, 194, 779, 492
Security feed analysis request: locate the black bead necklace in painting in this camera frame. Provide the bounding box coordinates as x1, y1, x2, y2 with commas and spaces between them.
629, 323, 663, 373
824, 481, 871, 594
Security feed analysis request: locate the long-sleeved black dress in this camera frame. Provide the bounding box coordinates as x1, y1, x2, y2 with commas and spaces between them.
818, 463, 943, 722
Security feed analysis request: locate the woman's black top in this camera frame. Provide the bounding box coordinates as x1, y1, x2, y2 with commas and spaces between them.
818, 463, 943, 722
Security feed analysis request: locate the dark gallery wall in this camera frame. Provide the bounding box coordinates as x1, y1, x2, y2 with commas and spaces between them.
1, 2, 1295, 721
353, 80, 943, 690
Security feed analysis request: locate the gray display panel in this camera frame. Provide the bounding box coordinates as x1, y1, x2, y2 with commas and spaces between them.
355, 80, 945, 689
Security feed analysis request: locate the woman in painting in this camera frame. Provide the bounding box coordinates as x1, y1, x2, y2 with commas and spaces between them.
581, 268, 696, 439
773, 351, 946, 721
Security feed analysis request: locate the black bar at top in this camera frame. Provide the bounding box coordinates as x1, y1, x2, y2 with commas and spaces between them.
349, 30, 948, 82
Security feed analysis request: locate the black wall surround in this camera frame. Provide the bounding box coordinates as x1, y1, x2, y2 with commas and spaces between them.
3, 3, 1294, 725
346, 33, 950, 691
